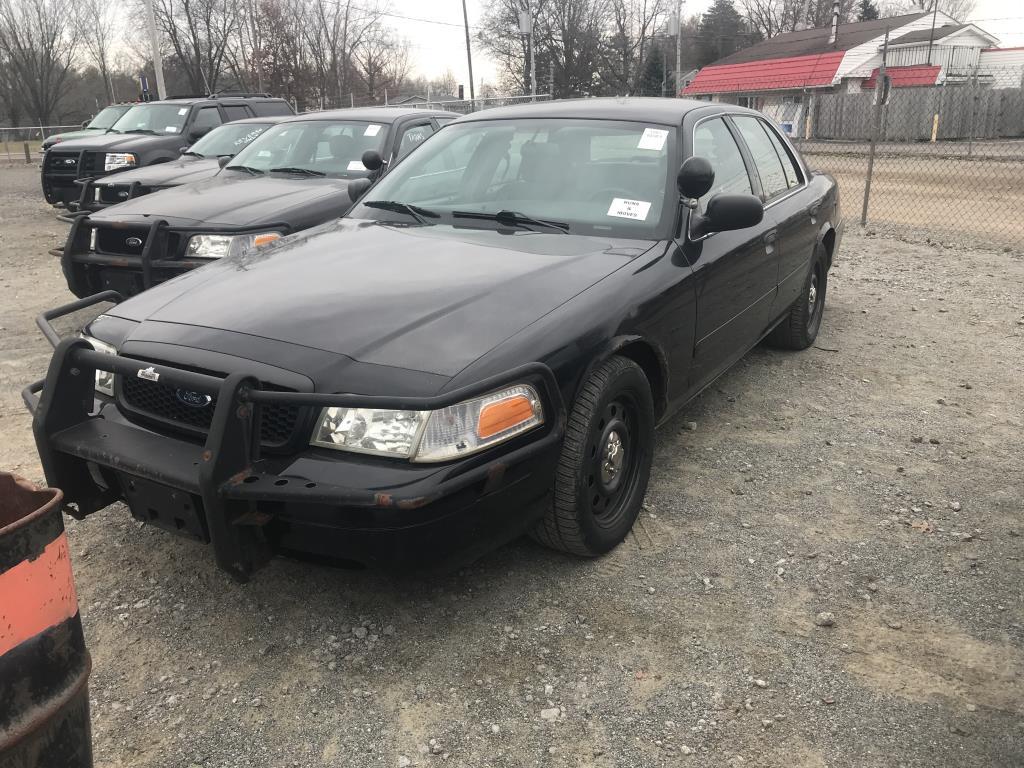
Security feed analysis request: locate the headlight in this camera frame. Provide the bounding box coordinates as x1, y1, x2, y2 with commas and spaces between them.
311, 384, 544, 462
104, 152, 137, 171
186, 231, 281, 259
80, 334, 117, 396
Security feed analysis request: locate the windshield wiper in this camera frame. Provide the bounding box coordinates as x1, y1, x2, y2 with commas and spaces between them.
181, 150, 203, 158
124, 128, 159, 135
363, 200, 440, 226
269, 166, 326, 177
223, 164, 264, 175
452, 209, 569, 233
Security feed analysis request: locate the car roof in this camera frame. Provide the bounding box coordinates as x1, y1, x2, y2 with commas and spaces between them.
152, 96, 288, 105
452, 97, 759, 125
278, 107, 462, 124
223, 115, 292, 125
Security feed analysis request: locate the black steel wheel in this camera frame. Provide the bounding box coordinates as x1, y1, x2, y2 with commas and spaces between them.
767, 242, 828, 350
531, 356, 654, 556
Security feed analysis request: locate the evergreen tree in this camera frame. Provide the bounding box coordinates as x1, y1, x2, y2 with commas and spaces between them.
696, 0, 750, 68
857, 0, 880, 21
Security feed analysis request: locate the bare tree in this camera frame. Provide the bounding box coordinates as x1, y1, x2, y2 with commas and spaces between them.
149, 0, 243, 94
353, 26, 412, 102
0, 0, 79, 124
894, 0, 976, 20
601, 0, 668, 95
303, 0, 383, 105
76, 0, 123, 102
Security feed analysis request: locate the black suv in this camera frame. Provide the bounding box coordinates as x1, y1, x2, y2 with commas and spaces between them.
41, 93, 293, 207
61, 107, 458, 298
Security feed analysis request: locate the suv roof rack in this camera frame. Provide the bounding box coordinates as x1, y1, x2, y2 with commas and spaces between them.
166, 92, 276, 100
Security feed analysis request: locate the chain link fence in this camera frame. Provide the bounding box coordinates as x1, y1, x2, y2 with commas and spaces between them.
2, 125, 81, 163
780, 66, 1024, 249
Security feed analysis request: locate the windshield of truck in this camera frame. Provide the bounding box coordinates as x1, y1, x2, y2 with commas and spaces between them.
111, 104, 192, 135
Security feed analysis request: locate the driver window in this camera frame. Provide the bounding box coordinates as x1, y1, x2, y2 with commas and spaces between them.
395, 123, 435, 160
692, 118, 752, 213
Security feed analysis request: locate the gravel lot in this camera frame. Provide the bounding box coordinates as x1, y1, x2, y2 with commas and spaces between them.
1, 162, 1022, 768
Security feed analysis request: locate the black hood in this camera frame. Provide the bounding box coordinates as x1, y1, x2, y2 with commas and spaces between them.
107, 220, 651, 378
88, 173, 352, 229
51, 132, 188, 153
96, 157, 221, 188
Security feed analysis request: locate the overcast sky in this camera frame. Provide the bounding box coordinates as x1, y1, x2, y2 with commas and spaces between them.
387, 0, 1024, 89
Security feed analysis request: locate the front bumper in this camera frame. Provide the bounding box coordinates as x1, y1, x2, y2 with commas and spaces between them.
61, 216, 211, 298
25, 294, 565, 580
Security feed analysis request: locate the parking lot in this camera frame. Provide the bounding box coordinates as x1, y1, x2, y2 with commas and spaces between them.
1, 159, 1022, 767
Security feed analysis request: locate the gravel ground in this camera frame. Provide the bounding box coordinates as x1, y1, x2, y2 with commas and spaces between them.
1, 162, 1022, 768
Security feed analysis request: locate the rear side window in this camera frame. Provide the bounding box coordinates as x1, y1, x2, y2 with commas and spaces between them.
692, 117, 752, 213
732, 115, 788, 200
759, 120, 803, 188
395, 122, 435, 160
223, 105, 253, 122
251, 101, 294, 117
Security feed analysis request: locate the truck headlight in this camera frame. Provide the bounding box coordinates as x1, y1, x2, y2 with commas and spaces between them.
80, 334, 117, 396
103, 152, 137, 171
311, 384, 544, 462
186, 231, 281, 259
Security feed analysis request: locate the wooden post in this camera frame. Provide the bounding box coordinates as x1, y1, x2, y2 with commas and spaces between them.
23, 142, 32, 164
930, 113, 940, 142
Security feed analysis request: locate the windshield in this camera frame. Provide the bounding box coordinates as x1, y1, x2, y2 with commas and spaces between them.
111, 103, 191, 135
188, 122, 271, 157
226, 120, 388, 177
353, 118, 675, 238
87, 105, 131, 130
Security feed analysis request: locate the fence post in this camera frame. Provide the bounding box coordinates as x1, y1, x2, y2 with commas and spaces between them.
23, 142, 32, 164
861, 28, 889, 227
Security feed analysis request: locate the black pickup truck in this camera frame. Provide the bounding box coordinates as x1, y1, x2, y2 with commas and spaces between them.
61, 107, 458, 298
77, 116, 288, 212
41, 94, 293, 208
41, 104, 134, 151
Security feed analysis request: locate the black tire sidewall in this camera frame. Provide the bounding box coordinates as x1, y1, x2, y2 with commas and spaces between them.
559, 359, 655, 554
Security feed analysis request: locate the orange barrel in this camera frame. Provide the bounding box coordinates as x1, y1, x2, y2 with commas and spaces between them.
0, 472, 92, 768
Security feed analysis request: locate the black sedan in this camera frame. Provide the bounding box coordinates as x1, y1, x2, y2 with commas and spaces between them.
75, 117, 288, 212
60, 107, 458, 298
26, 98, 841, 581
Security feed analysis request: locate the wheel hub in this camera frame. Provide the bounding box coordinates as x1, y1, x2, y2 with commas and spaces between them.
600, 429, 624, 486
807, 275, 818, 313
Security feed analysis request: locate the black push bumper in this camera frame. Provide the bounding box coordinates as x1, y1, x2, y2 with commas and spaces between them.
61, 216, 208, 298
25, 294, 565, 580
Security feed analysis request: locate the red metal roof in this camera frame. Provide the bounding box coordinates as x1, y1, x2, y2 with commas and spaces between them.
862, 64, 941, 89
682, 51, 845, 96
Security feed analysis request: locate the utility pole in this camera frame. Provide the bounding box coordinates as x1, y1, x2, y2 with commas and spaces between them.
518, 2, 536, 100
461, 0, 475, 100
142, 0, 166, 99
925, 0, 940, 65
675, 1, 683, 97
861, 28, 889, 226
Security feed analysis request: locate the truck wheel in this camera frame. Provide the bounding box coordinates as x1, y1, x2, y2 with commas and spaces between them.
767, 243, 828, 350
531, 356, 654, 557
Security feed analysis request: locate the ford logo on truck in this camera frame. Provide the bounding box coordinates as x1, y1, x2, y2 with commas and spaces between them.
175, 389, 212, 408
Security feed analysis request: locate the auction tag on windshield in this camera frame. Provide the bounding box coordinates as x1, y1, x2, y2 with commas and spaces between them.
607, 198, 651, 220
364, 124, 382, 137
164, 126, 178, 133
637, 127, 668, 151
177, 108, 188, 115
347, 160, 366, 171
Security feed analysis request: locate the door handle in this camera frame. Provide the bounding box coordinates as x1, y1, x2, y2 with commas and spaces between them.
809, 204, 821, 222
763, 230, 777, 254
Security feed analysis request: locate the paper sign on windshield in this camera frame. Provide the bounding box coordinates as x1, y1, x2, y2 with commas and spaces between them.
177, 108, 188, 115
607, 198, 651, 220
637, 128, 668, 151
347, 160, 366, 171
364, 124, 382, 137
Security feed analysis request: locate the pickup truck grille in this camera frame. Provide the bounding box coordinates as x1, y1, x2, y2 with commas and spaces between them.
81, 151, 103, 176
98, 183, 150, 205
96, 226, 149, 256
44, 150, 81, 176
119, 370, 303, 450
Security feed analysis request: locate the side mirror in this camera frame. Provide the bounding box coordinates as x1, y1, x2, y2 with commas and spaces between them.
361, 150, 384, 172
691, 194, 764, 238
217, 155, 231, 169
346, 177, 373, 202
677, 156, 715, 200
81, 119, 90, 129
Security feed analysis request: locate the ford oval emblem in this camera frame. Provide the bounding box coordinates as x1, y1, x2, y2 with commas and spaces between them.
175, 389, 212, 408
126, 236, 143, 248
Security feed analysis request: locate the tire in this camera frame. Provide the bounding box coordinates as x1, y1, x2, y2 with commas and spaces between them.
531, 356, 655, 557
767, 243, 828, 350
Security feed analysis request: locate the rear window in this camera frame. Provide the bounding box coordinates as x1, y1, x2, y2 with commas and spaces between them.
250, 101, 294, 117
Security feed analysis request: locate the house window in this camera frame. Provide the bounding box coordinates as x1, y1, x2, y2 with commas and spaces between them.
737, 96, 758, 109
